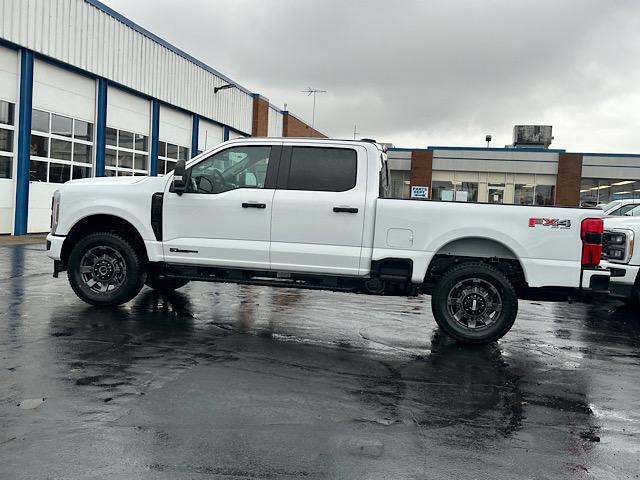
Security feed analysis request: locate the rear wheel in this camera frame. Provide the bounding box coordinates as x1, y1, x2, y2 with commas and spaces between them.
431, 262, 518, 344
67, 232, 146, 306
145, 276, 190, 292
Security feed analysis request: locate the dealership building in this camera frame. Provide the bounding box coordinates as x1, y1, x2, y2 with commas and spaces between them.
387, 127, 640, 208
0, 0, 324, 235
2, 1, 640, 237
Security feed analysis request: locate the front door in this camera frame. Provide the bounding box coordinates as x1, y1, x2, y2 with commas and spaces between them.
488, 184, 505, 204
162, 144, 279, 270
270, 144, 367, 276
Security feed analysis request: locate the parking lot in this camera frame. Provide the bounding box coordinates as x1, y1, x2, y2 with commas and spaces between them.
1, 242, 639, 479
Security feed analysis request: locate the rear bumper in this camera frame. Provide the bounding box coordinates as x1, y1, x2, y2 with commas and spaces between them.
600, 260, 639, 299
581, 267, 610, 292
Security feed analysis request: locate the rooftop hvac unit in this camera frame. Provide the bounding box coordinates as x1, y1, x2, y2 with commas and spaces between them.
512, 125, 553, 148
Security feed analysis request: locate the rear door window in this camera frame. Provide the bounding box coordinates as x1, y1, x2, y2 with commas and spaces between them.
286, 147, 357, 192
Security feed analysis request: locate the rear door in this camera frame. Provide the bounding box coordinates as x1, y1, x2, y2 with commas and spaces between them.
162, 143, 280, 270
270, 144, 367, 276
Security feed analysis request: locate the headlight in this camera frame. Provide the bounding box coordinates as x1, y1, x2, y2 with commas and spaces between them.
602, 229, 635, 264
50, 190, 61, 234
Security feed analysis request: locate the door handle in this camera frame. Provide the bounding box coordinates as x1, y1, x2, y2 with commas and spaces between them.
242, 202, 266, 209
333, 206, 359, 213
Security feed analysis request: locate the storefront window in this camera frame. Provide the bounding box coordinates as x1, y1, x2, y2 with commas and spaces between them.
580, 179, 640, 207
433, 181, 478, 202
432, 181, 454, 201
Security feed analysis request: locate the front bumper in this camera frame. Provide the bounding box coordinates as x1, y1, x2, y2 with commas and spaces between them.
600, 260, 639, 299
46, 234, 65, 261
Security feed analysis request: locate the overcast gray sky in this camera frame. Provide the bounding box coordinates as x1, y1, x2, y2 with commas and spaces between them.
102, 0, 640, 153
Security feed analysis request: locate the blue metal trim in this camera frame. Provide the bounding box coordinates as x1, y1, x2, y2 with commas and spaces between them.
95, 78, 108, 176
434, 156, 557, 164
191, 114, 199, 158
580, 152, 640, 158
84, 0, 255, 97
150, 100, 160, 176
582, 163, 640, 169
14, 50, 34, 236
223, 126, 230, 142
429, 146, 566, 153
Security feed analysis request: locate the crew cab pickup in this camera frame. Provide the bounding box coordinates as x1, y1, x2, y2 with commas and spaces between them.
46, 138, 609, 344
600, 216, 639, 306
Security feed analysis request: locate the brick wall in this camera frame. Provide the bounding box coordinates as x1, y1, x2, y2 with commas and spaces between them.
410, 150, 433, 198
282, 112, 327, 138
251, 95, 269, 137
556, 153, 583, 206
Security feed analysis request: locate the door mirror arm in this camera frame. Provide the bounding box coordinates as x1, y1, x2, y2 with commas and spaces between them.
171, 159, 187, 195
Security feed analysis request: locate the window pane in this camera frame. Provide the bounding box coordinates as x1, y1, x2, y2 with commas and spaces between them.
72, 165, 92, 180
0, 129, 13, 152
105, 148, 117, 166
288, 147, 356, 192
167, 143, 178, 159
29, 160, 48, 182
158, 141, 166, 157
30, 135, 48, 157
535, 185, 555, 206
432, 181, 454, 201
73, 143, 92, 164
0, 157, 11, 179
158, 160, 166, 176
179, 146, 189, 160
135, 133, 148, 151
74, 120, 93, 141
515, 184, 535, 205
118, 130, 134, 149
186, 146, 271, 194
134, 153, 147, 171
0, 101, 14, 126
106, 128, 118, 147
166, 160, 176, 173
117, 170, 132, 176
32, 109, 49, 133
118, 150, 133, 169
105, 168, 116, 177
49, 163, 71, 183
457, 182, 478, 202
50, 139, 72, 161
51, 114, 73, 137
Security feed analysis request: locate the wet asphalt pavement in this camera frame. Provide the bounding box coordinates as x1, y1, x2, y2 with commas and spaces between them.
1, 244, 639, 479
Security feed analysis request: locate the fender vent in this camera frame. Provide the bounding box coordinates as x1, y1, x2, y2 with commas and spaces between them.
151, 192, 164, 241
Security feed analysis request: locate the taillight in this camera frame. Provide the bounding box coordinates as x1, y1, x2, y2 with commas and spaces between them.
581, 218, 603, 267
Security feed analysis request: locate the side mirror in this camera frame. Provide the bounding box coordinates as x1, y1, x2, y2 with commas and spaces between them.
172, 159, 187, 195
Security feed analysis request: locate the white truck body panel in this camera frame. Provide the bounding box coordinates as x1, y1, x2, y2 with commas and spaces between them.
47, 138, 604, 293
601, 216, 640, 297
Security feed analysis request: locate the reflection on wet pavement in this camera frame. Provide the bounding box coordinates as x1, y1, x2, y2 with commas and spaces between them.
1, 244, 639, 479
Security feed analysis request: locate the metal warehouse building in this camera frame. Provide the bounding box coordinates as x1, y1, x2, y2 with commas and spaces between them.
0, 0, 323, 235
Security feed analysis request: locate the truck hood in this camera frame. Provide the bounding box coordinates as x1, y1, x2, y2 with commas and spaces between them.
603, 216, 640, 230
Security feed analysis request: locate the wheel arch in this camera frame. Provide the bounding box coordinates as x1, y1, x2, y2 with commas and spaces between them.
425, 236, 528, 288
61, 214, 149, 267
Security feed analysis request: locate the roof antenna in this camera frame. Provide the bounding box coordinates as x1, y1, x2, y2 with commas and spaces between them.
300, 87, 326, 129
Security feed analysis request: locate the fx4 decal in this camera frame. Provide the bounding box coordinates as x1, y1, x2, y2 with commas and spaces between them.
529, 218, 572, 229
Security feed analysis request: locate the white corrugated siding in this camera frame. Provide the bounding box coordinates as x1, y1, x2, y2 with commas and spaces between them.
0, 0, 253, 134
267, 106, 283, 137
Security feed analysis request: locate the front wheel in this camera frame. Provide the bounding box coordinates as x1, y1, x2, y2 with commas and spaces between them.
67, 232, 146, 306
431, 262, 518, 344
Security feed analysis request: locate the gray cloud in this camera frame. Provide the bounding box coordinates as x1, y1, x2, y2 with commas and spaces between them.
103, 0, 640, 152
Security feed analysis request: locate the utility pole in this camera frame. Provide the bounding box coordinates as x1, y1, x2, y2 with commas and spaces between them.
301, 88, 326, 129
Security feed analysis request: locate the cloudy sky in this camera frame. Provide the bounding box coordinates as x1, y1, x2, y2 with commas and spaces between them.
102, 0, 640, 152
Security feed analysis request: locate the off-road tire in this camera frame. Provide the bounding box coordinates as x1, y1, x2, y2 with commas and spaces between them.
145, 276, 190, 292
67, 232, 146, 306
431, 262, 518, 344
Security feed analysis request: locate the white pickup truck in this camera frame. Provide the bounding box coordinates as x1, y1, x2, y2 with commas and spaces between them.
601, 216, 639, 305
46, 138, 609, 344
